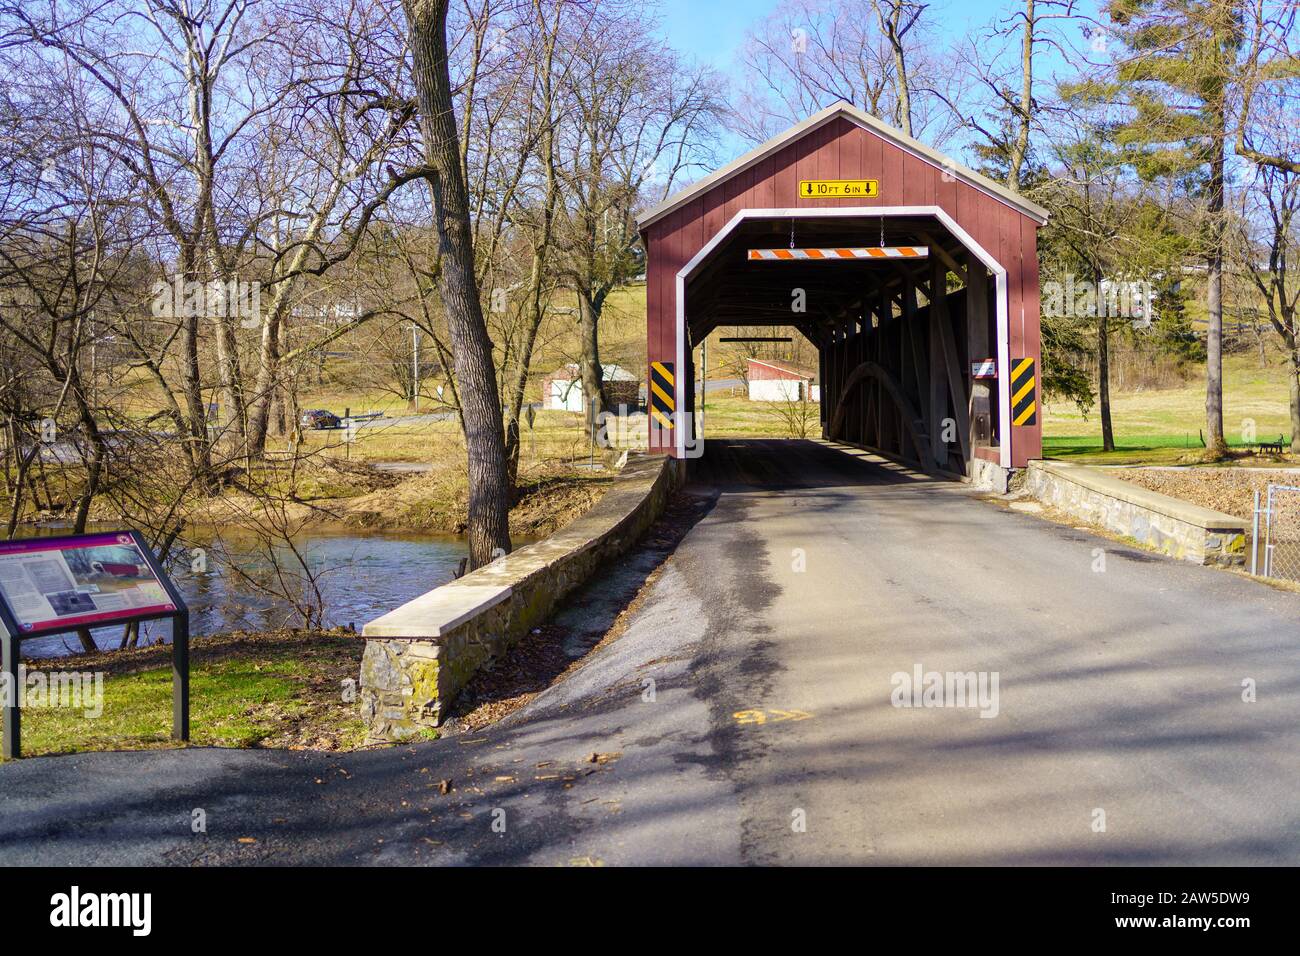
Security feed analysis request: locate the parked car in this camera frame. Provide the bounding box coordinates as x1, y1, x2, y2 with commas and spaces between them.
300, 409, 341, 430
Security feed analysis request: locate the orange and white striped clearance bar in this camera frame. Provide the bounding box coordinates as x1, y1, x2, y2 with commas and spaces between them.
747, 246, 928, 261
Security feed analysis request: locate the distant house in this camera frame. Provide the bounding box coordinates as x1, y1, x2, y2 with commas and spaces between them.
747, 358, 819, 402
541, 363, 640, 412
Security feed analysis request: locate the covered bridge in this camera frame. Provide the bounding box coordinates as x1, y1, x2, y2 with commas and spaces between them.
637, 101, 1047, 475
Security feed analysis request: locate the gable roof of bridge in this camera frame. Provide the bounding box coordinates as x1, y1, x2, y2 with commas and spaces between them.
635, 101, 1050, 233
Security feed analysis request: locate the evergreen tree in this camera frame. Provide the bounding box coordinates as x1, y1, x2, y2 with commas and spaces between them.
1151, 281, 1206, 364
1101, 0, 1243, 454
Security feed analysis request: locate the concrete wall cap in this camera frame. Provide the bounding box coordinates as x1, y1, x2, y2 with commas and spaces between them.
361, 452, 670, 639
362, 584, 512, 638
1030, 460, 1247, 531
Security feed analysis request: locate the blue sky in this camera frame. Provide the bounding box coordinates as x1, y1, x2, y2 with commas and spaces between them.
653, 0, 786, 64
652, 0, 1066, 71
650, 0, 1106, 167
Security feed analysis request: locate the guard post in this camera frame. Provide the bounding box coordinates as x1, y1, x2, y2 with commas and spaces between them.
0, 530, 189, 760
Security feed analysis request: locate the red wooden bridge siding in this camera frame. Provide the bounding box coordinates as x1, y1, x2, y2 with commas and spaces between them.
642, 110, 1043, 468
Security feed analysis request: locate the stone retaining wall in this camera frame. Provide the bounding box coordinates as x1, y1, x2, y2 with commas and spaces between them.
359, 453, 679, 742
1026, 460, 1246, 566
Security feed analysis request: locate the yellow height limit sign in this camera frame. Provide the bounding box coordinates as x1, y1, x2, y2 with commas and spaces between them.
800, 179, 879, 198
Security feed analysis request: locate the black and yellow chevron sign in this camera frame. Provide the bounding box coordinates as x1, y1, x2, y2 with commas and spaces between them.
1011, 357, 1037, 427
649, 361, 675, 430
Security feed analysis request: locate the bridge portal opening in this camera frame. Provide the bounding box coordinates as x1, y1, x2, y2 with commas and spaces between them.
638, 102, 1047, 475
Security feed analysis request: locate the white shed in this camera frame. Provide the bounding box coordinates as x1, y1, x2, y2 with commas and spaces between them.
747, 358, 819, 402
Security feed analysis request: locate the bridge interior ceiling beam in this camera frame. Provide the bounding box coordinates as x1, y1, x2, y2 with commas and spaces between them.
683, 216, 972, 339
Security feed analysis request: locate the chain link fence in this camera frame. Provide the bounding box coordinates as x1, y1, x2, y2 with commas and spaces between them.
1254, 484, 1300, 582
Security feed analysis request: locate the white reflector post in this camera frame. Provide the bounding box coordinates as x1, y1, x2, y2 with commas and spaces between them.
747, 246, 929, 261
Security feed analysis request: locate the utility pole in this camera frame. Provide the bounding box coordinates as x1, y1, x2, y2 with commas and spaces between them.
411, 323, 420, 412
700, 336, 707, 438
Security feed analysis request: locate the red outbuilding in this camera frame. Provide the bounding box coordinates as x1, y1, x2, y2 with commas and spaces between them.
746, 358, 818, 402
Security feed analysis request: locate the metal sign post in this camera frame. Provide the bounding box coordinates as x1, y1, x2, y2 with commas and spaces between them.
0, 530, 189, 759
2, 627, 19, 761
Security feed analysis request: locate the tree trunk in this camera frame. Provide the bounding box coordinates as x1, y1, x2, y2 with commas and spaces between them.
404, 0, 511, 567
1290, 345, 1300, 454
1098, 313, 1114, 453
209, 309, 246, 452
69, 393, 106, 532
504, 264, 549, 488
1204, 118, 1227, 454
504, 17, 561, 488
5, 418, 39, 538
245, 302, 286, 457
577, 290, 605, 433
176, 253, 215, 490
274, 319, 297, 436
877, 1, 913, 136
1007, 0, 1034, 191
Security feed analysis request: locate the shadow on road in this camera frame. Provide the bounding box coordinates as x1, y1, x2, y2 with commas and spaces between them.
440, 487, 717, 731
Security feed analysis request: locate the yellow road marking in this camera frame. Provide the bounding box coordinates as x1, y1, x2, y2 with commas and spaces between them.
733, 708, 814, 726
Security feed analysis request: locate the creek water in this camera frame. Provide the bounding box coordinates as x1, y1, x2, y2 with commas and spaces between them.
18, 526, 469, 658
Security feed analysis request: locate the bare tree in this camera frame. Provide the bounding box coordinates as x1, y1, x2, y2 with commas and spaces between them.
766, 388, 817, 438
732, 0, 959, 146
1236, 0, 1300, 175
873, 1, 925, 137
498, 0, 569, 484
1239, 167, 1300, 448
946, 0, 1080, 191
555, 21, 723, 431
403, 0, 511, 566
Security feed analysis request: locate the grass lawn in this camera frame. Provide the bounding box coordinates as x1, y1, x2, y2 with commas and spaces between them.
1, 629, 368, 762
695, 351, 1298, 465
1040, 434, 1273, 466
1043, 353, 1297, 465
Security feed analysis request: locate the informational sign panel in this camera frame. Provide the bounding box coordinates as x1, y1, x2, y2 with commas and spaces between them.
1, 529, 189, 759
971, 359, 997, 379
799, 179, 879, 198
0, 532, 176, 634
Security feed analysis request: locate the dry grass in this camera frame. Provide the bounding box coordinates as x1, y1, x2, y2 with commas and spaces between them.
698, 394, 819, 439
290, 406, 614, 465
1113, 466, 1300, 521
340, 458, 611, 538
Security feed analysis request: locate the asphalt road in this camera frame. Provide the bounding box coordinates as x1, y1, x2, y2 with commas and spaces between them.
4, 438, 1300, 865
701, 377, 743, 393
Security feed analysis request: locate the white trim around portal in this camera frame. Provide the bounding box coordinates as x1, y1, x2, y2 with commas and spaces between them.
675, 206, 1012, 469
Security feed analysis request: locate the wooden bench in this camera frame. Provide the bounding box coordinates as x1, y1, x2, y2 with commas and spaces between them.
1257, 435, 1287, 455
